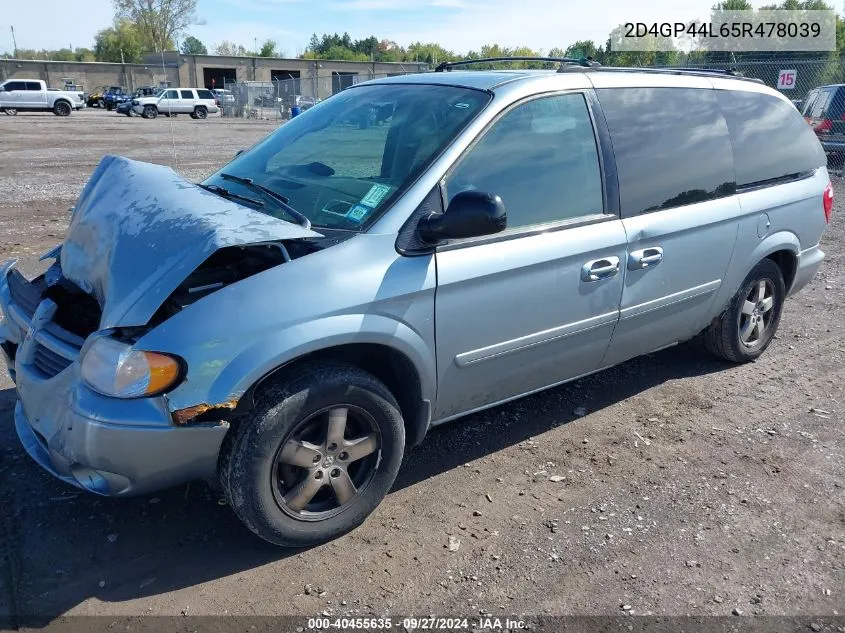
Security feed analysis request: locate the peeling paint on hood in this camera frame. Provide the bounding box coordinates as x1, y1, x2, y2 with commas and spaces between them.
60, 155, 321, 329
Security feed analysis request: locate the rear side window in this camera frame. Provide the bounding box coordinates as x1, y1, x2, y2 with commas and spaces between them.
597, 88, 735, 215
25, 82, 42, 91
716, 90, 825, 188
180, 89, 194, 99
197, 89, 214, 100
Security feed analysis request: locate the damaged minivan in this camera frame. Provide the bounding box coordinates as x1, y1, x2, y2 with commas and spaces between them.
0, 62, 831, 546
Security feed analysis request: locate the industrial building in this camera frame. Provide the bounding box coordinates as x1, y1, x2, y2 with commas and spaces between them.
0, 53, 428, 100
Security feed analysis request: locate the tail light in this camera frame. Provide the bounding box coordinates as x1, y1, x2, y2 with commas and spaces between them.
815, 119, 833, 133
823, 181, 834, 223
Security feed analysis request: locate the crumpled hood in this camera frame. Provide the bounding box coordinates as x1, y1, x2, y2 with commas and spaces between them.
61, 155, 320, 329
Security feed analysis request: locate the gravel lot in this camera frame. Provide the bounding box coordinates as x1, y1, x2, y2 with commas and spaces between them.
0, 109, 843, 625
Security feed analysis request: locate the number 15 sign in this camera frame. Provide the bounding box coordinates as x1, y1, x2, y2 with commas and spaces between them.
777, 69, 797, 90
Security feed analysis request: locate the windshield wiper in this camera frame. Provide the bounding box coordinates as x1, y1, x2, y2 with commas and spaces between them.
198, 183, 264, 207
220, 173, 312, 230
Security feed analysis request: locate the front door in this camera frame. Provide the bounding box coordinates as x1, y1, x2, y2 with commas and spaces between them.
433, 92, 626, 420
594, 84, 741, 366
159, 89, 179, 114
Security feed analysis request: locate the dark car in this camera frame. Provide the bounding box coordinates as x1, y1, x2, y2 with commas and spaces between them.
801, 85, 845, 161
116, 87, 159, 116
103, 86, 128, 111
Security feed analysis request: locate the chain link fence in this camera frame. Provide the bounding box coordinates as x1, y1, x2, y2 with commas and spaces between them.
216, 57, 843, 122
648, 57, 844, 108
221, 72, 413, 120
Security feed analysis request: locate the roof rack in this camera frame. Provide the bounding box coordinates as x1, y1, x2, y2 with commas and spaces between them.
434, 56, 601, 72
556, 65, 764, 84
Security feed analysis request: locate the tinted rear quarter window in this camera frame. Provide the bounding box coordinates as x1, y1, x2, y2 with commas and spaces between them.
196, 89, 214, 100
716, 90, 825, 188
597, 87, 735, 215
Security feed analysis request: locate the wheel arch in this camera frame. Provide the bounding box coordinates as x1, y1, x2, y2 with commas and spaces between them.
711, 230, 801, 317
173, 315, 437, 448
241, 343, 431, 448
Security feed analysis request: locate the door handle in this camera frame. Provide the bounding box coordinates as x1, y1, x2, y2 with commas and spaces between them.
581, 256, 620, 282
628, 247, 664, 270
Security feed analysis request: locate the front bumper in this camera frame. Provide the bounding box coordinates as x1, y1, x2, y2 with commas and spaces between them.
1, 261, 228, 496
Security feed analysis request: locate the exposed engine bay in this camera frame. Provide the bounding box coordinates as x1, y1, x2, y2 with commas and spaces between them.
153, 240, 318, 323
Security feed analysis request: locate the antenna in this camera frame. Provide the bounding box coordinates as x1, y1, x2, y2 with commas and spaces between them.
10, 26, 18, 58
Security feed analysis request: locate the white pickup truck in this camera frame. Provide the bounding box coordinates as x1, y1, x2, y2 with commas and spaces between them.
0, 79, 85, 116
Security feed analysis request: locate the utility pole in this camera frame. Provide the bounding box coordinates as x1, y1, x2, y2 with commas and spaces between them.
10, 26, 18, 58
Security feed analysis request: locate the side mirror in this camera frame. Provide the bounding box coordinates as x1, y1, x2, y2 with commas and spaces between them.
419, 191, 507, 243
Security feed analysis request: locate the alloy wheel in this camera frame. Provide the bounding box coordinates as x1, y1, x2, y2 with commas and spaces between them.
271, 405, 381, 521
738, 279, 775, 348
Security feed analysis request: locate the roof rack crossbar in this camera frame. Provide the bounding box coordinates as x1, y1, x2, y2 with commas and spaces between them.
556, 65, 764, 84
434, 56, 600, 72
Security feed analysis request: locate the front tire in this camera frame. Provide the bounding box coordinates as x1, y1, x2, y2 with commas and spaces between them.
219, 362, 405, 547
53, 101, 71, 117
702, 258, 785, 363
97, 99, 105, 108
142, 105, 158, 119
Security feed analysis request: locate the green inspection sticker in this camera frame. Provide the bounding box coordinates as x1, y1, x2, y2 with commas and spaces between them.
360, 183, 393, 208
346, 204, 373, 223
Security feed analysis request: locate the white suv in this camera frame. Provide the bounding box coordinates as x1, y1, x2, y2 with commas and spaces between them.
132, 88, 219, 119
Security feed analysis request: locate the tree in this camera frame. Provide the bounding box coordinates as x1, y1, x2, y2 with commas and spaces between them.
180, 35, 207, 55
214, 40, 248, 56
94, 20, 145, 63
258, 39, 277, 57
564, 40, 601, 60
75, 47, 96, 61
113, 0, 196, 52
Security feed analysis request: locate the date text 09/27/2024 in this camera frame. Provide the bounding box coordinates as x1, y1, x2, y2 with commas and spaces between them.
306, 617, 528, 630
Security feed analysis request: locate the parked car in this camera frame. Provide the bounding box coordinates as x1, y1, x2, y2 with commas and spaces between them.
211, 88, 236, 107
0, 79, 84, 116
116, 87, 159, 116
801, 84, 845, 160
103, 86, 128, 111
132, 87, 219, 119
0, 63, 831, 548
86, 86, 106, 108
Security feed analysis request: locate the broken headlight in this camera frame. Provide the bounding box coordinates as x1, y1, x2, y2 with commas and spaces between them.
81, 337, 183, 398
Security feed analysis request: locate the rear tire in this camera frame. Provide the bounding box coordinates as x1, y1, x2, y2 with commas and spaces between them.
142, 105, 157, 119
219, 362, 405, 547
53, 101, 71, 117
701, 258, 785, 363
194, 106, 207, 120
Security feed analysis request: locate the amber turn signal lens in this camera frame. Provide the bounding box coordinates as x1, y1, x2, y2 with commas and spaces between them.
144, 352, 182, 395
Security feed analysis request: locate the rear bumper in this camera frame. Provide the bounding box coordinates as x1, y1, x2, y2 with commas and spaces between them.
789, 244, 825, 296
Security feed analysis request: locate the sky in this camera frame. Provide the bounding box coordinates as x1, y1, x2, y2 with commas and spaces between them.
5, 0, 749, 56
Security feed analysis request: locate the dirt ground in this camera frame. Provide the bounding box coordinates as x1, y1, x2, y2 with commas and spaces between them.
0, 109, 843, 625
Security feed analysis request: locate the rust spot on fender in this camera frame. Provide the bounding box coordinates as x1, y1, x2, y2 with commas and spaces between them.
172, 398, 239, 425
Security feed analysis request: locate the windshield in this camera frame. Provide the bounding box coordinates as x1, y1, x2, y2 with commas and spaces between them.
203, 83, 491, 230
